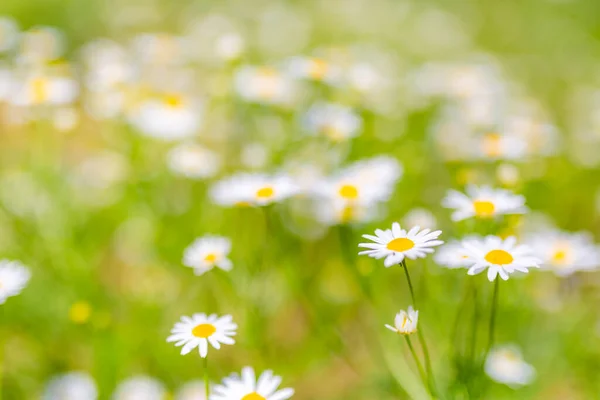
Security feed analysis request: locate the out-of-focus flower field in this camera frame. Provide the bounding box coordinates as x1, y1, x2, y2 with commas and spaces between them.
2, 0, 600, 399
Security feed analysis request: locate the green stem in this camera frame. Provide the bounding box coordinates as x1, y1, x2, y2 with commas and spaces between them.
401, 260, 438, 398
204, 357, 209, 399
486, 278, 500, 355
405, 335, 428, 389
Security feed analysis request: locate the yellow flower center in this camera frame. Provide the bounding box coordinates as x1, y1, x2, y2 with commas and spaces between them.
164, 94, 184, 108
309, 58, 329, 80
552, 248, 569, 266
204, 253, 217, 263
241, 393, 266, 400
483, 132, 502, 157
484, 249, 513, 265
192, 323, 216, 338
339, 184, 359, 200
386, 238, 415, 252
31, 77, 48, 104
473, 200, 495, 218
257, 68, 278, 99
256, 186, 274, 199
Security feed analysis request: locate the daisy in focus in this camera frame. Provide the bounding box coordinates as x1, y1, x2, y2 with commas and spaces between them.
385, 306, 418, 335
210, 367, 294, 400
210, 173, 299, 207
525, 230, 600, 276
358, 223, 443, 267
484, 345, 535, 387
442, 185, 527, 221
0, 260, 31, 304
302, 102, 362, 142
434, 240, 472, 269
167, 313, 237, 358
461, 236, 541, 281
183, 235, 233, 276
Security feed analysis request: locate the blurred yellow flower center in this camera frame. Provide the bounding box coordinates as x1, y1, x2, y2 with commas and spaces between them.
484, 249, 513, 265
192, 323, 216, 338
256, 186, 274, 199
552, 249, 568, 265
387, 238, 415, 252
258, 68, 278, 98
32, 77, 49, 103
242, 393, 265, 400
473, 200, 495, 217
483, 132, 502, 157
164, 95, 184, 108
339, 184, 359, 199
323, 125, 343, 141
204, 253, 217, 263
309, 58, 328, 79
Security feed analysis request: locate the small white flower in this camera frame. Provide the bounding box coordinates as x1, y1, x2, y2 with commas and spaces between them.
129, 94, 203, 141
167, 143, 221, 179
303, 102, 362, 142
11, 74, 78, 107
385, 306, 419, 335
358, 223, 443, 267
234, 66, 295, 106
0, 17, 19, 53
183, 236, 233, 276
434, 240, 472, 269
210, 173, 299, 207
0, 260, 31, 304
43, 372, 97, 400
442, 185, 527, 221
526, 230, 600, 276
112, 376, 166, 400
175, 381, 208, 400
485, 345, 535, 387
403, 208, 437, 230
210, 367, 294, 400
477, 132, 528, 161
167, 313, 237, 358
287, 56, 342, 84
461, 236, 541, 281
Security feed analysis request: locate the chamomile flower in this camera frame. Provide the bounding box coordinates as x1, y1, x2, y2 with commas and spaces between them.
287, 56, 342, 84
303, 102, 362, 142
0, 17, 19, 53
113, 376, 166, 400
167, 143, 221, 179
485, 345, 535, 387
477, 132, 528, 161
210, 173, 299, 207
176, 381, 208, 400
43, 372, 98, 400
525, 230, 600, 276
0, 260, 31, 304
234, 66, 295, 106
434, 240, 472, 269
167, 313, 237, 358
11, 73, 78, 107
403, 208, 437, 230
461, 236, 541, 281
183, 236, 233, 276
442, 185, 527, 221
129, 93, 203, 140
210, 367, 294, 400
385, 306, 418, 335
358, 223, 443, 267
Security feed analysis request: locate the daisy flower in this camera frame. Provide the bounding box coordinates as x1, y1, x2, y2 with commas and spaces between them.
358, 223, 443, 267
43, 372, 98, 400
442, 185, 527, 221
113, 376, 166, 400
0, 260, 31, 304
175, 381, 208, 400
287, 56, 342, 84
477, 132, 527, 161
0, 17, 19, 53
385, 306, 418, 335
167, 313, 237, 358
234, 66, 295, 106
434, 240, 472, 269
11, 73, 78, 107
525, 230, 600, 276
210, 173, 299, 207
210, 367, 294, 400
167, 143, 221, 179
183, 236, 233, 276
484, 345, 535, 387
461, 236, 541, 281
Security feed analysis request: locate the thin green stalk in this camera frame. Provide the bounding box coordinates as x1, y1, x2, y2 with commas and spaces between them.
486, 278, 500, 355
405, 335, 428, 389
401, 260, 438, 398
204, 357, 209, 399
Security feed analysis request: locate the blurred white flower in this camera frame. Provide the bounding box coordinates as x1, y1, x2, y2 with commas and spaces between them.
477, 132, 528, 161
287, 56, 342, 84
210, 367, 294, 400
167, 143, 221, 179
43, 372, 97, 400
234, 66, 295, 106
129, 94, 203, 140
359, 223, 443, 267
113, 376, 166, 400
183, 235, 233, 276
131, 33, 184, 65
303, 102, 362, 142
434, 240, 472, 269
215, 33, 244, 61
461, 236, 541, 281
53, 107, 79, 132
210, 173, 299, 207
496, 164, 520, 187
525, 230, 600, 276
0, 260, 30, 304
442, 185, 527, 221
11, 73, 78, 107
385, 306, 419, 335
485, 345, 535, 387
167, 313, 237, 358
18, 26, 65, 64
240, 143, 269, 170
403, 208, 437, 230
175, 381, 208, 400
0, 17, 19, 53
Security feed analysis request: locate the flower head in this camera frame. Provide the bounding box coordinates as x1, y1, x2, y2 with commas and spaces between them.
442, 185, 527, 221
43, 372, 97, 400
167, 143, 221, 179
0, 260, 31, 304
113, 376, 166, 400
210, 367, 294, 400
359, 223, 443, 267
461, 236, 541, 281
434, 240, 472, 269
385, 306, 418, 335
183, 235, 233, 276
210, 173, 299, 207
485, 345, 535, 387
167, 313, 237, 358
